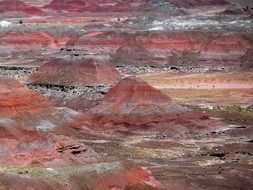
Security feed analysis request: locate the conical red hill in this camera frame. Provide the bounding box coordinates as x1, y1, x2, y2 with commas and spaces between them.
102, 76, 174, 106
29, 58, 121, 86
89, 77, 186, 124
73, 77, 190, 130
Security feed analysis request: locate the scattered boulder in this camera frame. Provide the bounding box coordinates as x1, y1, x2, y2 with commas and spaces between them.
0, 20, 12, 28
0, 77, 80, 128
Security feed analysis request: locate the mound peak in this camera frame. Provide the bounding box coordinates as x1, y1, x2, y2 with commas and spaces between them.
103, 76, 173, 105
112, 43, 154, 66
89, 76, 185, 119
73, 77, 198, 132
29, 58, 121, 86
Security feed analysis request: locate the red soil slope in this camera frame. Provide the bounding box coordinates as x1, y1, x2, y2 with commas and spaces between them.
0, 0, 44, 15
0, 77, 55, 119
73, 77, 213, 134
29, 58, 121, 86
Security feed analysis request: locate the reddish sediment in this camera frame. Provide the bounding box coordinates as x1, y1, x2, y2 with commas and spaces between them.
73, 77, 213, 134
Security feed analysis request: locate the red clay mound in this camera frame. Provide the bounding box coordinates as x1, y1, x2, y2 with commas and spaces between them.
0, 0, 44, 15
73, 77, 213, 134
0, 77, 55, 119
167, 0, 228, 8
29, 58, 121, 86
112, 43, 156, 66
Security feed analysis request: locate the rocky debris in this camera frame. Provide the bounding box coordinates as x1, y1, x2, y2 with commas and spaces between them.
72, 76, 214, 134
117, 65, 226, 75
0, 66, 37, 81
29, 58, 121, 86
145, 17, 253, 31
117, 65, 162, 75
27, 84, 110, 111
247, 105, 253, 112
